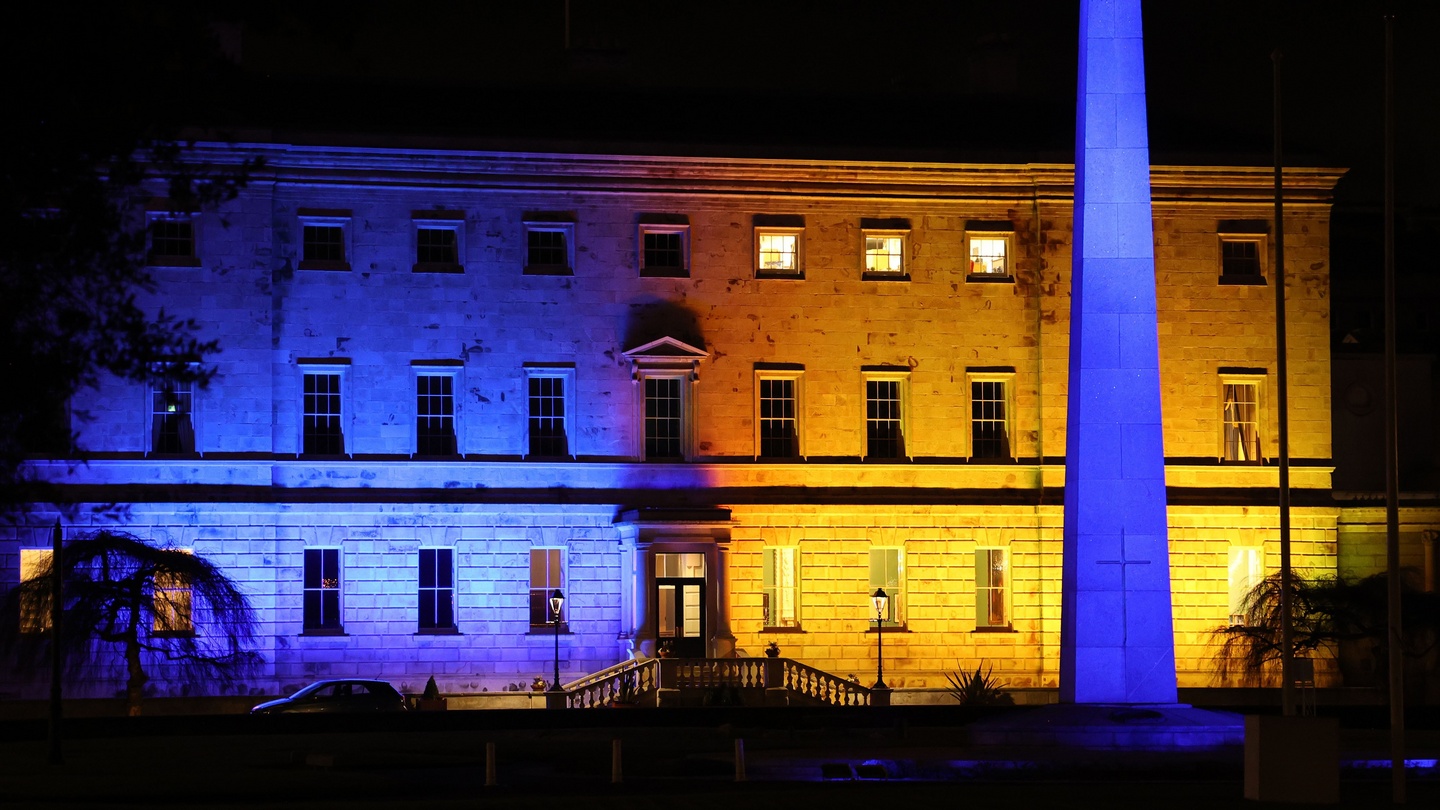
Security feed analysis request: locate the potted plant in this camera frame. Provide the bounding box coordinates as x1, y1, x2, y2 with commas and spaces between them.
656, 640, 674, 658
414, 675, 448, 711
531, 675, 547, 691
764, 641, 781, 658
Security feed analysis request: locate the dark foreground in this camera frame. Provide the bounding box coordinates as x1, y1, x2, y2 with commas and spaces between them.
1, 706, 1437, 809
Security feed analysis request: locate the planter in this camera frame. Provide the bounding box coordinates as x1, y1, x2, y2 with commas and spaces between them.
413, 697, 448, 712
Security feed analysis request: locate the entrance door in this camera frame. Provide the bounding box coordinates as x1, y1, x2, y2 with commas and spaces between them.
655, 577, 706, 658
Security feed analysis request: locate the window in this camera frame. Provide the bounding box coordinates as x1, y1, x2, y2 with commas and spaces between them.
639, 222, 690, 277
302, 369, 345, 455
861, 220, 910, 278
1228, 546, 1263, 626
412, 215, 464, 272
644, 374, 685, 459
526, 367, 574, 457
863, 370, 909, 459
418, 548, 455, 631
968, 234, 1009, 275
153, 556, 193, 635
303, 548, 342, 632
1221, 376, 1262, 462
298, 211, 351, 271
1221, 238, 1264, 281
756, 369, 803, 458
975, 547, 1010, 628
968, 370, 1014, 460
623, 337, 706, 461
755, 229, 803, 276
529, 548, 565, 626
523, 219, 575, 275
148, 218, 197, 266
150, 376, 195, 454
762, 547, 800, 629
416, 373, 457, 455
868, 548, 904, 627
19, 549, 51, 633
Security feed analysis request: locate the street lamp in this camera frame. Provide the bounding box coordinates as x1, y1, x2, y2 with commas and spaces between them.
871, 587, 888, 690
548, 590, 565, 694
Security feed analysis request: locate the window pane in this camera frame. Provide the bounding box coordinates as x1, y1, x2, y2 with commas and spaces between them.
417, 227, 457, 263
303, 225, 345, 262
970, 380, 1010, 459
969, 237, 1007, 274
151, 378, 195, 453
528, 229, 567, 266
643, 231, 684, 271
758, 233, 797, 271
1222, 239, 1261, 276
759, 377, 797, 458
1223, 382, 1261, 461
303, 373, 344, 455
644, 377, 683, 458
416, 374, 456, 455
864, 235, 903, 272
529, 375, 568, 456
865, 379, 902, 458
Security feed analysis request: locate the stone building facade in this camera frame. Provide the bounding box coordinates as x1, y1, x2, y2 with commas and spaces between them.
4, 140, 1353, 700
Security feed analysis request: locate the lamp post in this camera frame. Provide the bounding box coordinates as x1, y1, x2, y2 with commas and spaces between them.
871, 588, 888, 690
547, 590, 565, 707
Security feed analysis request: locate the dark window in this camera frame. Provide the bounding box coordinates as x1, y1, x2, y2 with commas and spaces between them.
417, 228, 458, 264
303, 549, 341, 631
1222, 239, 1262, 277
865, 379, 903, 459
970, 380, 1011, 459
643, 231, 684, 273
528, 376, 568, 456
416, 375, 456, 455
644, 377, 683, 459
303, 373, 344, 455
527, 229, 567, 267
149, 220, 194, 260
151, 379, 195, 453
303, 225, 346, 263
418, 548, 455, 630
759, 377, 797, 458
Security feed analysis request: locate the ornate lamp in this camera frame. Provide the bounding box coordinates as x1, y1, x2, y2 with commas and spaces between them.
871, 587, 888, 690
548, 590, 565, 695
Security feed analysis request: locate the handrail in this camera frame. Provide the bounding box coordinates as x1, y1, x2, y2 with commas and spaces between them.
782, 659, 871, 706
566, 658, 657, 708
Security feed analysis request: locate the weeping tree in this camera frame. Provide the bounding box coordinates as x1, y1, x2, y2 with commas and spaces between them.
1214, 570, 1440, 689
1, 530, 260, 716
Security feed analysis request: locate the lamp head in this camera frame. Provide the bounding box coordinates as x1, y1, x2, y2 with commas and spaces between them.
549, 589, 564, 620
871, 587, 888, 620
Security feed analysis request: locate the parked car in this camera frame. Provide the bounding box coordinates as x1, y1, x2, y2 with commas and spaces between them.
250, 679, 409, 714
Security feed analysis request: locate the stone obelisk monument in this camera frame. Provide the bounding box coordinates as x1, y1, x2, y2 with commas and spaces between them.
1059, 0, 1178, 705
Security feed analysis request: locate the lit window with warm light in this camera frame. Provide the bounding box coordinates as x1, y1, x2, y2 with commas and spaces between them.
975, 547, 1010, 629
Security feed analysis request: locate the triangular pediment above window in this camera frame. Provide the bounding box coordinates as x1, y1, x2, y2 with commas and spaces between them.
622, 336, 708, 380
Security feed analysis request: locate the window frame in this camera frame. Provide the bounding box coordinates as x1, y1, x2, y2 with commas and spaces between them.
413, 363, 461, 457
755, 368, 805, 459
528, 547, 568, 630
152, 550, 194, 636
19, 548, 52, 634
148, 363, 199, 456
298, 211, 353, 271
1228, 545, 1264, 627
974, 546, 1012, 630
966, 369, 1016, 461
638, 369, 693, 461
861, 369, 910, 461
861, 228, 909, 280
303, 547, 343, 634
523, 220, 576, 275
868, 547, 905, 629
417, 547, 457, 634
754, 226, 805, 278
413, 213, 465, 273
638, 222, 691, 278
1219, 372, 1264, 463
524, 365, 576, 459
1218, 234, 1267, 285
146, 214, 200, 267
965, 227, 1014, 282
762, 546, 801, 630
299, 362, 350, 457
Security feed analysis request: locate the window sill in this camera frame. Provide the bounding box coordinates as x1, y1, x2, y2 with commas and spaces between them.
523, 264, 573, 276
298, 260, 351, 272
299, 453, 352, 461
640, 267, 689, 278
1219, 274, 1267, 286
865, 625, 909, 633
862, 272, 911, 282
526, 625, 572, 635
412, 262, 464, 274
147, 451, 201, 459
148, 256, 202, 268
972, 626, 1016, 633
755, 270, 805, 280
300, 628, 347, 637
1220, 459, 1265, 466
966, 273, 1014, 284
761, 627, 806, 634
416, 628, 461, 636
